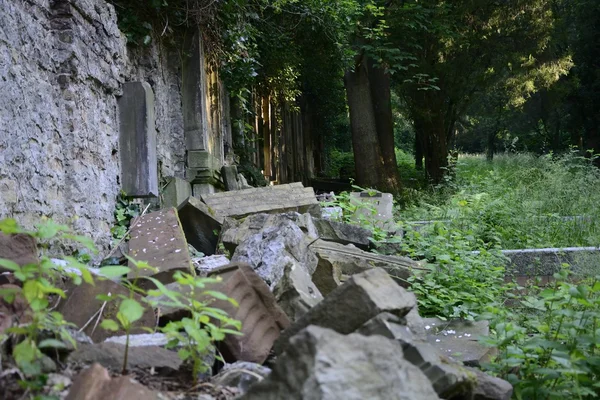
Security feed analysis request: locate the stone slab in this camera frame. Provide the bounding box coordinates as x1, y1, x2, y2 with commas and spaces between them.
182, 30, 208, 152
349, 191, 395, 231
201, 183, 321, 220
161, 177, 191, 209
118, 81, 158, 197
221, 165, 241, 191
58, 279, 156, 342
127, 208, 193, 282
311, 218, 372, 249
207, 263, 290, 363
178, 196, 223, 256
274, 267, 417, 355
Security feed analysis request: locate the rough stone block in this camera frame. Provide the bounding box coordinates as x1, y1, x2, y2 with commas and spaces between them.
274, 267, 416, 354
58, 279, 156, 342
349, 191, 395, 231
194, 254, 231, 275
273, 264, 324, 321
127, 208, 193, 283
161, 177, 191, 209
311, 240, 423, 290
178, 196, 223, 256
423, 318, 496, 367
118, 81, 158, 197
241, 326, 440, 400
202, 183, 321, 220
207, 263, 290, 363
0, 233, 38, 270
311, 218, 372, 250
221, 165, 241, 191
66, 363, 159, 400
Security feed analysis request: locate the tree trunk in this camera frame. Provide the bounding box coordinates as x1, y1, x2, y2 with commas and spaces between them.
413, 111, 448, 184
367, 59, 402, 194
414, 128, 424, 170
486, 129, 495, 161
344, 60, 385, 189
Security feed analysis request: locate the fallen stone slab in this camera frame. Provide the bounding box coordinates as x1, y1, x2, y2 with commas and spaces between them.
178, 196, 224, 256
274, 267, 416, 355
240, 326, 440, 400
231, 215, 318, 288
66, 363, 159, 400
311, 240, 424, 293
206, 263, 290, 363
67, 342, 182, 373
202, 182, 321, 220
162, 176, 192, 209
0, 232, 38, 271
58, 279, 156, 342
311, 218, 372, 250
212, 361, 272, 395
220, 212, 318, 255
127, 207, 194, 285
423, 318, 496, 367
273, 263, 323, 321
194, 254, 231, 275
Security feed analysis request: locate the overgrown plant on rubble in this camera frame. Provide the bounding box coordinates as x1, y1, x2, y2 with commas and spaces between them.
0, 218, 97, 380
145, 271, 242, 384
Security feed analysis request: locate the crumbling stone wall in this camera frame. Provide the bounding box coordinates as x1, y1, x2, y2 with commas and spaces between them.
0, 0, 188, 250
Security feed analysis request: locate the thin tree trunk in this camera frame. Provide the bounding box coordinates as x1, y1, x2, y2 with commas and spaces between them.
368, 58, 402, 194
344, 60, 384, 189
414, 128, 424, 170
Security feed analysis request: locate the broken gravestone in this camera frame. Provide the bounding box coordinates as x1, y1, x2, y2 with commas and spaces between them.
161, 177, 192, 209
127, 207, 194, 285
178, 196, 223, 256
273, 263, 324, 321
201, 182, 321, 220
274, 268, 416, 355
221, 165, 242, 191
241, 326, 440, 400
58, 279, 155, 342
310, 218, 372, 250
349, 190, 395, 231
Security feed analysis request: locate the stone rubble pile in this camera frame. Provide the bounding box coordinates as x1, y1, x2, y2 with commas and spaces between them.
0, 183, 512, 400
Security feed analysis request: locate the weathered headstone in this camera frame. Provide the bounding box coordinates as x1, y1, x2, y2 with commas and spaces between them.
274, 268, 417, 355
127, 208, 193, 283
222, 165, 241, 191
311, 218, 372, 249
161, 177, 191, 209
178, 196, 223, 256
201, 182, 321, 220
207, 263, 290, 364
349, 191, 395, 231
182, 30, 208, 152
118, 81, 158, 197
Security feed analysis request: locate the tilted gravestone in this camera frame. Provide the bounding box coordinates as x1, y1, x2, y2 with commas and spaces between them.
118, 81, 158, 197
161, 177, 191, 209
349, 191, 395, 231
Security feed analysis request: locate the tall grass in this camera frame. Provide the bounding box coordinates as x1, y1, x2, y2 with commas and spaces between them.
400, 152, 600, 248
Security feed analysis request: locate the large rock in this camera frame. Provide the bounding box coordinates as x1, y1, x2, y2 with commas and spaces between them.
0, 232, 38, 270
240, 326, 440, 400
275, 268, 416, 355
127, 207, 194, 285
206, 263, 290, 363
231, 216, 318, 288
311, 218, 372, 250
467, 367, 513, 400
67, 342, 182, 373
178, 196, 224, 256
58, 279, 156, 342
162, 176, 192, 209
201, 182, 321, 220
423, 318, 496, 367
311, 240, 424, 290
272, 263, 323, 321
66, 363, 159, 400
194, 254, 231, 275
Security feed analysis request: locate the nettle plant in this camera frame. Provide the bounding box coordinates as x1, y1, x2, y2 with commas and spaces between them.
481, 268, 600, 400
0, 218, 97, 377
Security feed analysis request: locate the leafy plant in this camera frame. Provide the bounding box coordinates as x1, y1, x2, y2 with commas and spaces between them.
111, 191, 142, 243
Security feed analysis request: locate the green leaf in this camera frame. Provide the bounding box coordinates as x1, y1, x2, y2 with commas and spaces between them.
118, 298, 144, 324
99, 265, 131, 278
62, 234, 98, 253
0, 218, 22, 234
0, 258, 20, 272
100, 319, 120, 332
38, 339, 68, 349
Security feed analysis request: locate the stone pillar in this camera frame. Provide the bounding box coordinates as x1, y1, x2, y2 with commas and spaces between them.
182, 30, 208, 152
118, 81, 158, 197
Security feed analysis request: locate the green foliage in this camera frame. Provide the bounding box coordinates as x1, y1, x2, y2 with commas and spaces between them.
145, 271, 242, 383
111, 192, 141, 243
481, 269, 600, 399
0, 219, 97, 379
323, 149, 355, 179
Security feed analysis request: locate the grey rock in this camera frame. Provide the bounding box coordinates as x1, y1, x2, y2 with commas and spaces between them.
241, 326, 440, 400
104, 333, 170, 347
275, 268, 416, 354
467, 367, 513, 400
162, 177, 192, 209
311, 218, 372, 250
231, 215, 318, 288
222, 165, 241, 191
423, 318, 496, 367
67, 342, 182, 372
273, 263, 324, 321
212, 361, 271, 394
193, 254, 231, 275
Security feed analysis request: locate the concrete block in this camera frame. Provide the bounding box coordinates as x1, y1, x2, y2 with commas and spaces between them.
178, 196, 223, 256
274, 267, 416, 354
127, 208, 194, 284
201, 183, 321, 220
161, 177, 191, 209
118, 81, 158, 197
